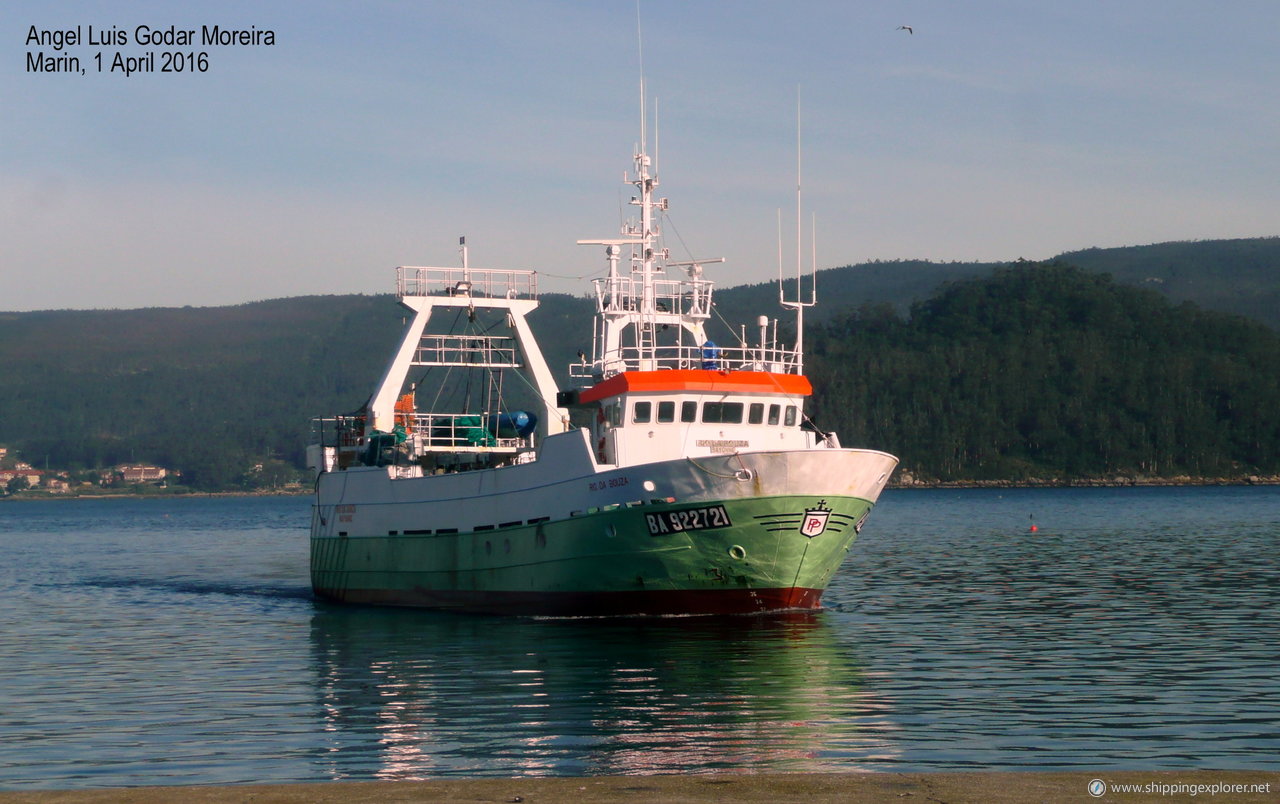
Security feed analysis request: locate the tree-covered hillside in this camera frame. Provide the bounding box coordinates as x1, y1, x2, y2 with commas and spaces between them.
2, 237, 1278, 490
715, 236, 1280, 331
1060, 237, 1280, 330
808, 263, 1280, 480
0, 294, 593, 490
0, 297, 403, 487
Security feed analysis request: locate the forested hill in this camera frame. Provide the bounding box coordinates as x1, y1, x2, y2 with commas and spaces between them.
0, 293, 590, 488
1, 237, 1278, 489
714, 236, 1280, 331
808, 263, 1280, 481
1061, 238, 1280, 331
0, 296, 402, 488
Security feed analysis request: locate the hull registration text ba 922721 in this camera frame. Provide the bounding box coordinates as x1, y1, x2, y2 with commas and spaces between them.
645, 505, 732, 535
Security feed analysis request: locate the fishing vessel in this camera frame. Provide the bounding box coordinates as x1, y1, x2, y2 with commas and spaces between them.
308, 113, 897, 616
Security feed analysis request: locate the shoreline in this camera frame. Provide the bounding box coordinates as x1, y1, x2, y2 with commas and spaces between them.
0, 489, 312, 502
0, 772, 1276, 803
3, 475, 1279, 502
890, 473, 1280, 490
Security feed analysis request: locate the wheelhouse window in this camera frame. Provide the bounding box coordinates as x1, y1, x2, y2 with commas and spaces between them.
748, 403, 764, 424
633, 401, 652, 423
702, 402, 744, 423
681, 401, 697, 423
657, 401, 676, 423
768, 404, 781, 425
784, 405, 798, 426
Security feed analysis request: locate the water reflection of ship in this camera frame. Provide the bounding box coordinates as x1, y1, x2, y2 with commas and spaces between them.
308, 608, 898, 778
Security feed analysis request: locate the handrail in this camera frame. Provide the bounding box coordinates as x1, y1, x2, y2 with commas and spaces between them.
568, 343, 802, 380
592, 275, 713, 318
407, 413, 528, 451
412, 334, 522, 368
310, 413, 529, 454
397, 266, 538, 300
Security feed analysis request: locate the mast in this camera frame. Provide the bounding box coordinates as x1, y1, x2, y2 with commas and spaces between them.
578, 80, 690, 376
779, 88, 816, 374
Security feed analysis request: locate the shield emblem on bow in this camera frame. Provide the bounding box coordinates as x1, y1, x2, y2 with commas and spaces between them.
799, 502, 832, 538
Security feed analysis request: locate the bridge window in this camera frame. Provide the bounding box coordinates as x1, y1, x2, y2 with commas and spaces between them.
633, 401, 652, 423
748, 403, 764, 424
785, 405, 798, 426
703, 402, 744, 423
681, 401, 697, 423
768, 404, 781, 425
657, 401, 675, 422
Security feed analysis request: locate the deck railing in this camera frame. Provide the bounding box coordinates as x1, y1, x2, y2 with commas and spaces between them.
309, 413, 529, 456
568, 343, 803, 381
592, 275, 713, 318
411, 335, 522, 368
397, 266, 538, 300
404, 413, 527, 453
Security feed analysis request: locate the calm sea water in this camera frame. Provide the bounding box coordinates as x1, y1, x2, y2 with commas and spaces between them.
1, 487, 1277, 788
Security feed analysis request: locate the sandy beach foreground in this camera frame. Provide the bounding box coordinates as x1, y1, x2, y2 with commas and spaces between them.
1, 772, 1276, 803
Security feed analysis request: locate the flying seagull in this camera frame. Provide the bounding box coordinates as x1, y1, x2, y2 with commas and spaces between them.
897, 25, 913, 34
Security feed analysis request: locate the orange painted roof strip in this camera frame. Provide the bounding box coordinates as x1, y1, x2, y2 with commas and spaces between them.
578, 370, 812, 404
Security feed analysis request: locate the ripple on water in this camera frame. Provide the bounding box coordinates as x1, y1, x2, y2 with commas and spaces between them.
0, 488, 1278, 786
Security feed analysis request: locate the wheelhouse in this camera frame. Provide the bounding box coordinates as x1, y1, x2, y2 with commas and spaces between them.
559, 368, 834, 467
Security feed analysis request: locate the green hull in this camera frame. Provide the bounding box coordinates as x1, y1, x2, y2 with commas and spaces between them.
311, 494, 871, 615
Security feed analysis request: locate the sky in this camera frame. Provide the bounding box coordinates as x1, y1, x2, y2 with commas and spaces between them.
3, 1, 1278, 311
